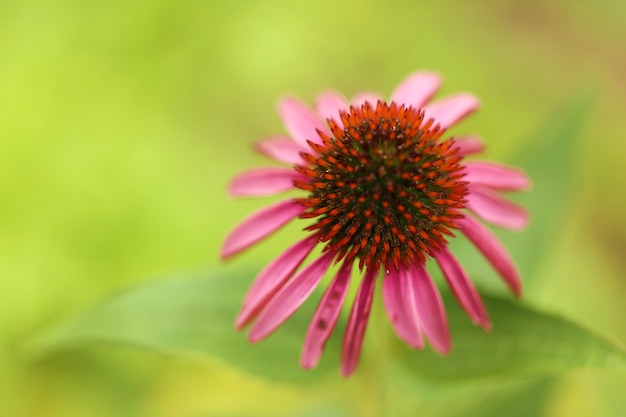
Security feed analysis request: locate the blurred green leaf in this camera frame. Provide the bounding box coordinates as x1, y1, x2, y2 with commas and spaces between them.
475, 378, 554, 417
394, 291, 626, 382
503, 93, 593, 281
389, 374, 554, 417
31, 268, 342, 384
447, 94, 592, 292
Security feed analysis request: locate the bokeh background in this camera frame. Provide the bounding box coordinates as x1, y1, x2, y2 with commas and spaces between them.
1, 0, 626, 416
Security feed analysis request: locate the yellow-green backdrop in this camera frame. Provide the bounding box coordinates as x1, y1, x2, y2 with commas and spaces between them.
1, 1, 625, 416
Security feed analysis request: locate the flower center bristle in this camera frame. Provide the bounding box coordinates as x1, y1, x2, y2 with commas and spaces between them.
294, 101, 468, 271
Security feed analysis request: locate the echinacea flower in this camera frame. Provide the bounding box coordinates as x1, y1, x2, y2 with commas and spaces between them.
221, 71, 530, 377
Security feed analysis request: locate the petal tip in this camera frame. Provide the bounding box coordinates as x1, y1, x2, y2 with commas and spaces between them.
247, 331, 263, 344
299, 357, 318, 370
252, 140, 264, 153
406, 69, 442, 82
220, 245, 235, 260
234, 312, 249, 331
457, 92, 481, 108
409, 340, 426, 350
339, 365, 355, 378
479, 318, 493, 332
277, 95, 297, 109
433, 341, 452, 355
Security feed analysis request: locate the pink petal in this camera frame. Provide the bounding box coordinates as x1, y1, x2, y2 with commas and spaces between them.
390, 71, 442, 110
301, 260, 353, 369
466, 185, 530, 231
433, 248, 490, 330
412, 265, 451, 354
248, 252, 335, 342
457, 215, 522, 297
221, 200, 304, 259
254, 136, 308, 165
423, 93, 480, 128
236, 236, 318, 330
454, 135, 485, 156
465, 162, 531, 191
229, 167, 301, 197
351, 91, 383, 108
278, 97, 328, 147
315, 91, 348, 127
382, 267, 424, 349
340, 266, 377, 377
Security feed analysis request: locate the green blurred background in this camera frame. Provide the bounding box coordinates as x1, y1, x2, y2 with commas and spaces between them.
1, 0, 625, 416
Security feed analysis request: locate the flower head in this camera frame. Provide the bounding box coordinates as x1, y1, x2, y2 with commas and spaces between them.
221, 71, 530, 377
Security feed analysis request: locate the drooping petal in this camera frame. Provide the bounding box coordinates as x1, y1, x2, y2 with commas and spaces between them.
454, 135, 485, 156
382, 267, 423, 349
301, 260, 353, 369
316, 91, 348, 128
221, 200, 304, 259
390, 71, 442, 110
351, 91, 383, 108
340, 266, 377, 377
412, 265, 451, 354
248, 252, 335, 342
228, 167, 301, 197
254, 136, 308, 165
278, 97, 328, 147
457, 215, 522, 297
433, 248, 490, 330
424, 93, 480, 129
236, 236, 318, 330
465, 162, 531, 191
466, 185, 530, 231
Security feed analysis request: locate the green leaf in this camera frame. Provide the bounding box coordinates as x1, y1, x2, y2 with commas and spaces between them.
446, 94, 592, 290
475, 378, 554, 417
503, 93, 593, 281
387, 373, 554, 417
30, 268, 342, 384
393, 291, 626, 382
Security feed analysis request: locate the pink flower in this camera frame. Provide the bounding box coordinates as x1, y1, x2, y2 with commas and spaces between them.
221, 71, 530, 377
